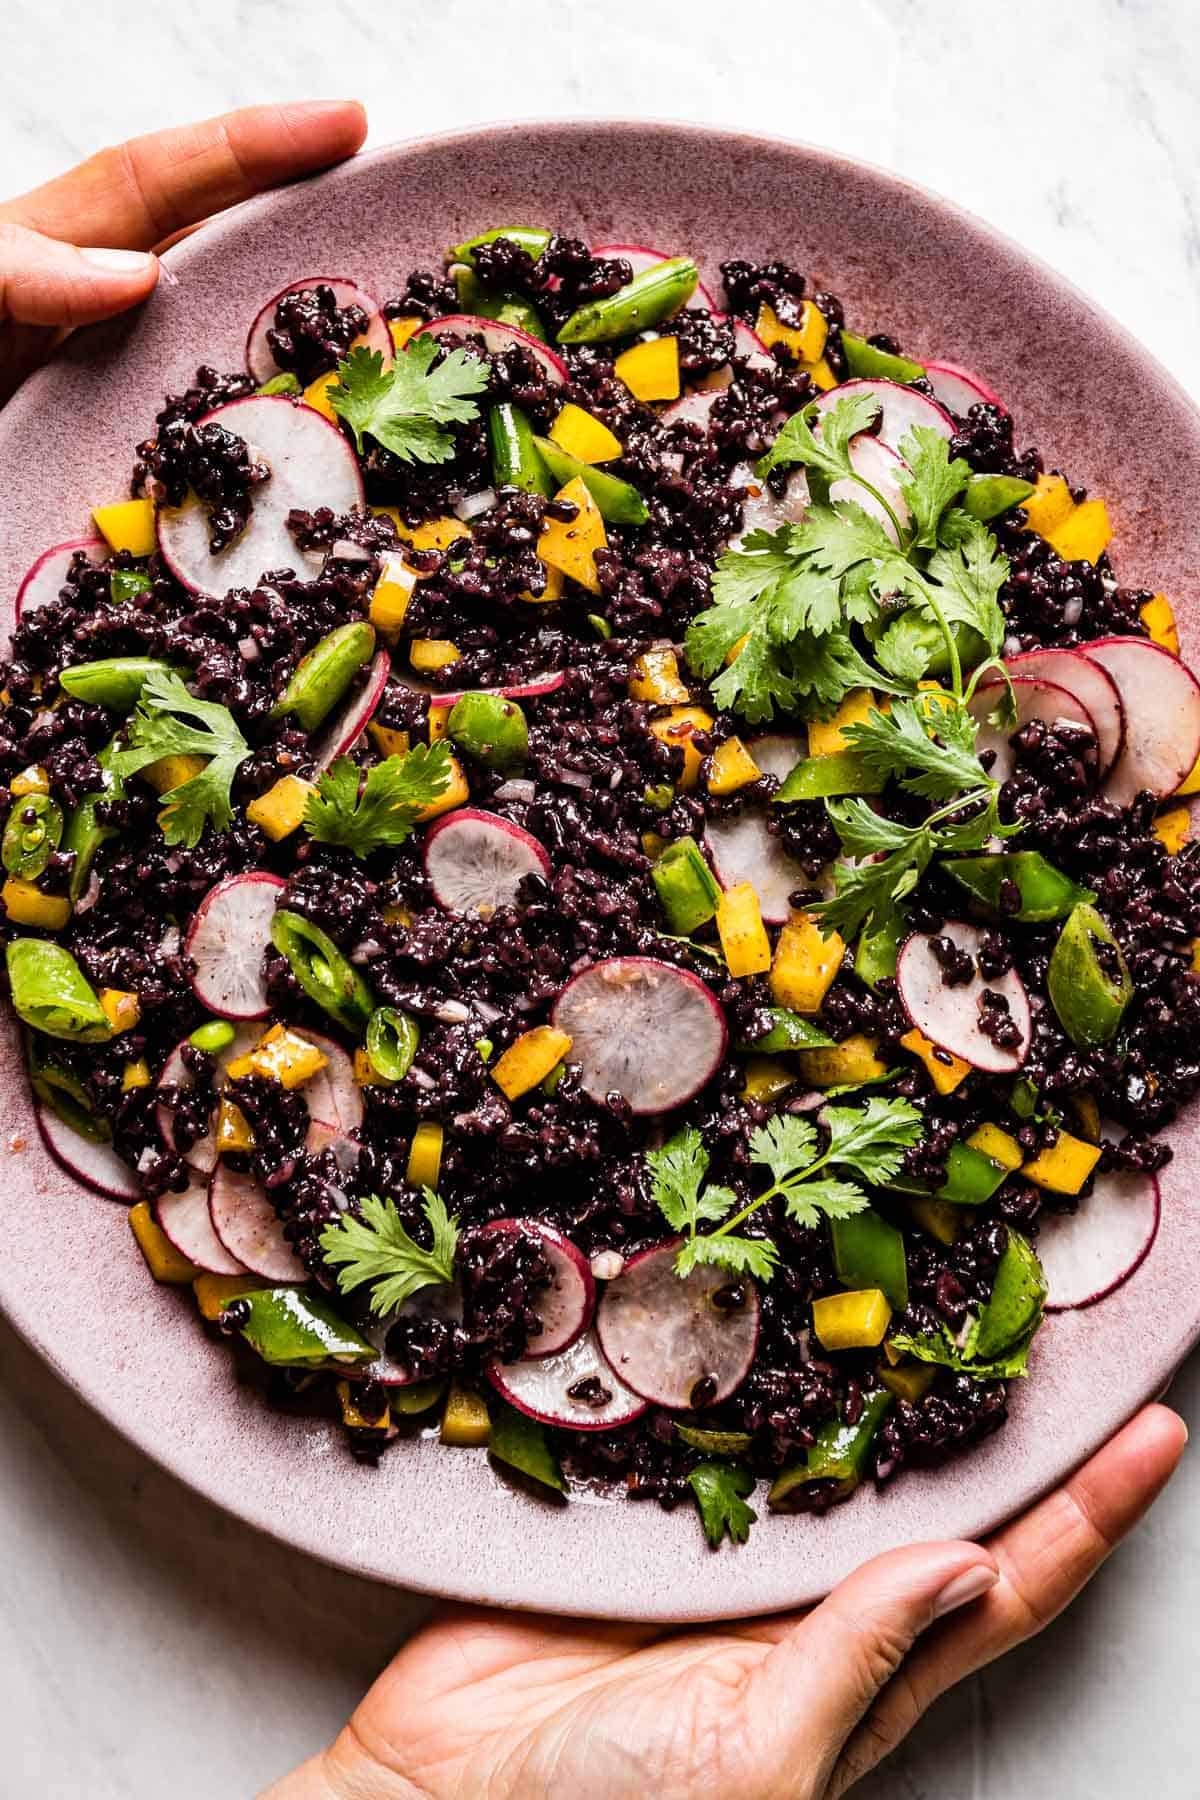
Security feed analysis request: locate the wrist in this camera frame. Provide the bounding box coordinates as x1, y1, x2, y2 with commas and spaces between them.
263, 1735, 427, 1800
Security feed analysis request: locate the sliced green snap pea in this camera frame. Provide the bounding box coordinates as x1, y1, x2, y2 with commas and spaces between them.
840, 331, 926, 384
446, 226, 552, 267
109, 569, 152, 605
775, 750, 886, 803
739, 1007, 834, 1054
58, 657, 185, 712
532, 436, 649, 524
974, 1230, 1046, 1361
446, 691, 529, 774
3, 794, 63, 881
676, 1424, 755, 1455
768, 1389, 892, 1509
1047, 902, 1132, 1049
854, 913, 906, 990
488, 403, 552, 497
6, 939, 110, 1042
488, 1399, 565, 1493
27, 1036, 108, 1141
831, 1208, 909, 1310
887, 1140, 1012, 1208
256, 371, 302, 397
62, 739, 124, 904
453, 269, 547, 340
651, 835, 721, 935
945, 851, 1095, 924
190, 1019, 237, 1054
962, 472, 1036, 522
557, 257, 699, 345
272, 622, 376, 733
232, 1287, 377, 1369
270, 909, 375, 1034
365, 1006, 420, 1082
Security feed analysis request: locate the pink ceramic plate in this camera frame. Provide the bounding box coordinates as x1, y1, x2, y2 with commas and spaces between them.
1, 122, 1198, 1621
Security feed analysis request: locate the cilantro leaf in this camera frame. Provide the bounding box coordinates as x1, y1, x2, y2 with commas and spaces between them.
787, 629, 912, 708
688, 1461, 758, 1548
808, 826, 935, 942
789, 503, 899, 585
646, 1127, 737, 1233
888, 1322, 1040, 1381
757, 391, 881, 484
898, 427, 970, 550
842, 697, 992, 802
111, 669, 250, 848
924, 512, 1009, 657
745, 1099, 920, 1227
820, 1096, 924, 1184
675, 1232, 779, 1282
320, 1188, 459, 1316
303, 743, 453, 856
328, 341, 488, 466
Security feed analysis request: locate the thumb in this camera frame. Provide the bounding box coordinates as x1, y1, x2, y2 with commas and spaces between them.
0, 220, 158, 328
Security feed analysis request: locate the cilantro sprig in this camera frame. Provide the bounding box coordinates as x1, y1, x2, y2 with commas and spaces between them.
303, 743, 453, 856
329, 340, 488, 466
111, 669, 250, 848
688, 1462, 757, 1547
320, 1188, 459, 1316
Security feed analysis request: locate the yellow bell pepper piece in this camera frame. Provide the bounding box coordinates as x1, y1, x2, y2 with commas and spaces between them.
549, 402, 622, 465
143, 753, 207, 795
807, 688, 875, 756
523, 559, 565, 605
641, 831, 667, 861
92, 498, 156, 558
389, 316, 423, 352
407, 1120, 444, 1189
193, 1272, 268, 1320
813, 1288, 892, 1351
440, 1383, 491, 1447
754, 300, 829, 365
795, 1032, 887, 1089
10, 765, 49, 797
337, 1378, 391, 1433
128, 1202, 198, 1284
367, 722, 410, 759
770, 912, 844, 1013
899, 1026, 970, 1096
122, 1057, 152, 1091
400, 515, 469, 553
740, 1056, 797, 1102
905, 1195, 962, 1245
1141, 593, 1180, 655
353, 1046, 393, 1088
416, 751, 469, 821
707, 736, 762, 796
427, 704, 450, 743
369, 552, 420, 639
410, 639, 461, 674
1022, 1129, 1103, 1194
1, 877, 70, 930
1044, 498, 1113, 565
99, 988, 140, 1034
303, 371, 339, 421
966, 1122, 1023, 1170
628, 648, 690, 705
803, 357, 839, 392
246, 774, 316, 842
216, 1097, 255, 1153
226, 1023, 328, 1091
1022, 472, 1074, 537
650, 704, 714, 791
613, 336, 681, 402
1177, 751, 1200, 797
492, 1026, 573, 1100
1071, 1093, 1101, 1142
878, 1359, 936, 1402
725, 632, 751, 667
537, 477, 608, 594
716, 883, 772, 977
1154, 806, 1190, 854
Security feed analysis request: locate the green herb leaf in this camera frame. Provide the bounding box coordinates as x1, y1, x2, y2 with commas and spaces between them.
675, 1232, 779, 1282
646, 1127, 738, 1234
897, 427, 971, 550
924, 512, 1009, 657
303, 743, 453, 856
746, 1113, 819, 1187
688, 1460, 758, 1547
809, 822, 935, 942
319, 1188, 459, 1316
820, 1095, 924, 1184
887, 1323, 1039, 1381
757, 391, 882, 484
110, 669, 250, 848
843, 697, 992, 803
328, 341, 489, 466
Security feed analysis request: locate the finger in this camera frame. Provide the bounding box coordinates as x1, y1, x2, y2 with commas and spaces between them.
0, 100, 367, 251
0, 221, 158, 328
830, 1404, 1187, 1796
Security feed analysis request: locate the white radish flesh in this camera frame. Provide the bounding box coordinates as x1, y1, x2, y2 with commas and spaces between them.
661, 388, 723, 432
896, 920, 1032, 1074
833, 435, 911, 545
413, 315, 568, 385
245, 277, 391, 384
749, 734, 806, 783
969, 677, 1098, 785
15, 538, 106, 622
185, 872, 285, 1019
155, 1025, 260, 1172
1039, 1168, 1161, 1311
595, 1241, 761, 1408
478, 1220, 596, 1357
424, 809, 549, 916
733, 468, 810, 543
922, 360, 1006, 417
36, 1106, 139, 1202
486, 1327, 647, 1429
813, 377, 954, 454
312, 648, 391, 771
209, 1165, 306, 1282
157, 1176, 246, 1275
551, 957, 727, 1114
1005, 648, 1125, 778
705, 808, 816, 924
1082, 637, 1200, 805
292, 1029, 363, 1135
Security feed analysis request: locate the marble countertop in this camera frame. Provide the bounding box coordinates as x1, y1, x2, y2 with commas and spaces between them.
2, 0, 1199, 1793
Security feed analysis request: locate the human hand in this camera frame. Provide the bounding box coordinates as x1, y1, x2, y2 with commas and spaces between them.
0, 99, 367, 403
266, 1403, 1184, 1799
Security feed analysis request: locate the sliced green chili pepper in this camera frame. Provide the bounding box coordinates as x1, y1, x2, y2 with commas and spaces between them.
58, 657, 185, 712
888, 1140, 1012, 1208
676, 1424, 755, 1455
651, 835, 721, 934
488, 1399, 565, 1493
974, 1230, 1046, 1361
854, 913, 906, 990
768, 1389, 893, 1509
831, 1209, 909, 1310
532, 437, 649, 525
190, 1019, 236, 1054
27, 1035, 108, 1141
365, 1006, 420, 1082
453, 269, 547, 340
488, 402, 552, 497
945, 851, 1095, 924
962, 472, 1035, 522
271, 622, 376, 733
3, 793, 63, 881
256, 371, 302, 397
540, 1059, 566, 1096
447, 226, 552, 267
109, 568, 152, 604
840, 331, 926, 384
557, 257, 699, 345
232, 1287, 377, 1368
775, 750, 886, 803
644, 782, 675, 811
389, 1377, 448, 1415
270, 910, 375, 1033
474, 1036, 494, 1063
6, 939, 110, 1041
1048, 902, 1132, 1050
446, 691, 529, 774
739, 1007, 834, 1053
61, 739, 123, 904
587, 614, 613, 640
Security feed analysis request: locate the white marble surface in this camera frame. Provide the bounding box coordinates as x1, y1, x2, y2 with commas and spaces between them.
1, 0, 1199, 1793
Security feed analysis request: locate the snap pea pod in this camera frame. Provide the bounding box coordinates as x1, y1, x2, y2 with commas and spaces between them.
739, 1007, 833, 1053
488, 403, 553, 497
488, 1399, 565, 1493
447, 691, 529, 774
887, 1140, 1012, 1208
2, 793, 63, 881
453, 268, 547, 340
272, 622, 376, 733
840, 331, 926, 384
365, 1006, 420, 1082
676, 1423, 755, 1455
651, 836, 721, 934
557, 257, 698, 345
945, 851, 1095, 924
854, 913, 906, 990
768, 1389, 893, 1509
774, 751, 886, 803
831, 1208, 909, 1310
256, 371, 302, 397
191, 1019, 236, 1054
447, 226, 552, 267
58, 657, 186, 712
532, 437, 649, 524
962, 472, 1035, 522
109, 569, 152, 604
27, 1036, 108, 1141
61, 739, 124, 904
230, 1287, 377, 1369
974, 1230, 1046, 1361
270, 910, 375, 1034
1047, 902, 1132, 1049
6, 939, 111, 1042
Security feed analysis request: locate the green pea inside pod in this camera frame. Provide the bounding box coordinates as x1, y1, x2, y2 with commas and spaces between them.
1047, 902, 1133, 1049
272, 622, 377, 733
6, 939, 111, 1042
27, 1035, 108, 1141
365, 1006, 420, 1082
446, 691, 528, 775
2, 793, 63, 881
557, 257, 699, 345
58, 657, 188, 711
270, 909, 375, 1034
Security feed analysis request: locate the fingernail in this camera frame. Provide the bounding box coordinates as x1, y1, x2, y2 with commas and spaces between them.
80, 247, 155, 274
933, 1564, 999, 1619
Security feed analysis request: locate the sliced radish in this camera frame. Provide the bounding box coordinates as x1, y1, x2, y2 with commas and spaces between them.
424, 809, 549, 916
705, 808, 817, 924
487, 1327, 647, 1430
834, 436, 911, 545
413, 315, 567, 386
36, 1106, 139, 1202
734, 468, 810, 541
922, 359, 1006, 417
312, 648, 391, 771
157, 1176, 246, 1275
551, 957, 727, 1114
155, 1025, 260, 1173
292, 1029, 363, 1135
729, 317, 775, 370
15, 538, 107, 622
590, 243, 717, 312
595, 1241, 760, 1409
1037, 1166, 1160, 1311
896, 920, 1031, 1074
1081, 637, 1200, 805
813, 377, 954, 455
245, 277, 391, 384
1005, 648, 1125, 778
185, 872, 284, 1019
156, 395, 364, 597
209, 1164, 306, 1282
661, 387, 723, 432
416, 668, 566, 712
969, 677, 1098, 785
478, 1219, 595, 1357
750, 733, 805, 783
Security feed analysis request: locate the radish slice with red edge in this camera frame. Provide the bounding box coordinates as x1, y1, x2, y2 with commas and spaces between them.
551, 956, 727, 1114
209, 1164, 306, 1282
1081, 637, 1200, 805
413, 315, 567, 386
185, 872, 285, 1019
595, 1241, 761, 1408
477, 1220, 596, 1358
416, 668, 566, 713
156, 395, 364, 597
705, 807, 817, 924
833, 436, 911, 545
1039, 1167, 1161, 1311
486, 1327, 647, 1430
156, 1176, 246, 1275
897, 920, 1031, 1073
733, 467, 809, 542
155, 1025, 260, 1172
36, 1105, 139, 1202
590, 244, 717, 312
661, 388, 723, 432
292, 1028, 363, 1135
812, 377, 954, 453
1005, 647, 1125, 779
969, 677, 1098, 786
15, 538, 107, 622
312, 648, 391, 771
424, 808, 549, 916
922, 360, 1006, 417
245, 277, 391, 384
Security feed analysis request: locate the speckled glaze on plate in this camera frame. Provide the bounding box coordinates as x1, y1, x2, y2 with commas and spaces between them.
1, 122, 1198, 1621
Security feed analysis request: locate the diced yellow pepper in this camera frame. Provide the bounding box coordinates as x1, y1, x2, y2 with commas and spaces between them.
537, 477, 608, 594
193, 1272, 268, 1320
410, 639, 461, 674
877, 1358, 936, 1402
804, 357, 839, 392
628, 648, 690, 705
1154, 805, 1190, 854
367, 722, 410, 758
226, 1023, 329, 1090
916, 680, 955, 720
641, 831, 667, 860
399, 515, 470, 553
1022, 472, 1074, 537
303, 371, 338, 421
122, 1057, 151, 1091
407, 1120, 444, 1188
337, 1377, 391, 1433
807, 688, 875, 756
1177, 752, 1200, 797
966, 1122, 1024, 1170
549, 402, 622, 464
900, 1026, 971, 1096
99, 988, 140, 1034
216, 1097, 255, 1153
1141, 592, 1180, 655
795, 1032, 887, 1089
725, 632, 750, 667
905, 1196, 962, 1245
650, 704, 714, 790
1022, 1129, 1103, 1194
389, 316, 423, 352
428, 704, 450, 743
770, 912, 844, 1013
813, 1288, 892, 1351
1045, 498, 1113, 565
246, 774, 316, 842
128, 1202, 198, 1284
740, 1055, 796, 1102
92, 498, 156, 558
382, 903, 414, 927
613, 336, 681, 402
523, 559, 565, 605
1071, 1093, 1101, 1142
416, 751, 469, 821
369, 552, 419, 639
143, 754, 207, 795
440, 1382, 491, 1447
492, 1025, 573, 1100
754, 300, 829, 365
10, 765, 49, 797
353, 1045, 393, 1088
716, 882, 772, 977
1, 877, 70, 930
707, 736, 762, 796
